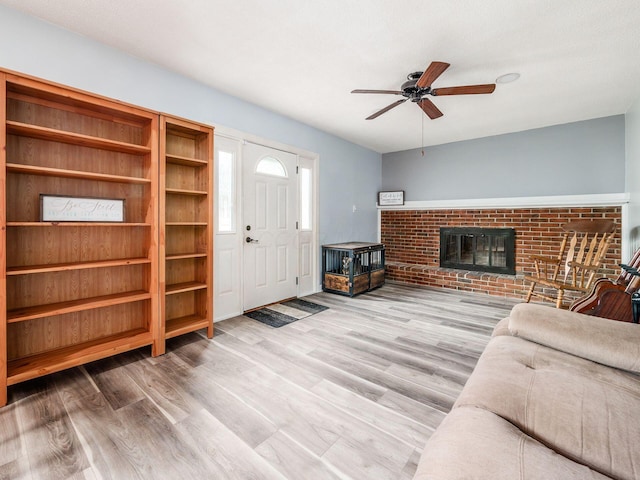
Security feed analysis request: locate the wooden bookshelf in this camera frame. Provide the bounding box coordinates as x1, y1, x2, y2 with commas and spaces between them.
6, 120, 152, 154
0, 70, 161, 406
159, 116, 214, 354
7, 291, 152, 323
6, 163, 152, 184
7, 328, 152, 385
6, 258, 151, 276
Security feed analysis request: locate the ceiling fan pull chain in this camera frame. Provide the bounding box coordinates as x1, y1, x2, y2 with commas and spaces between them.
421, 113, 425, 157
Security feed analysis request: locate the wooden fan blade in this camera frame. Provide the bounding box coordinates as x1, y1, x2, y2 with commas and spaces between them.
351, 89, 404, 95
431, 84, 496, 96
418, 98, 443, 119
366, 99, 407, 120
416, 61, 450, 88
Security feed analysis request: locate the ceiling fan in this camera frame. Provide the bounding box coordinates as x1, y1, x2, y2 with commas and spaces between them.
351, 61, 495, 120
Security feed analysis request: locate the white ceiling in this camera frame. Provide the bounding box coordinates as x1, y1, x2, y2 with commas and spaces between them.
2, 0, 640, 153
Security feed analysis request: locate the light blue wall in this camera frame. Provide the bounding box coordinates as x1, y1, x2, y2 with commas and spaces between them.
0, 5, 380, 246
626, 97, 640, 257
382, 116, 625, 201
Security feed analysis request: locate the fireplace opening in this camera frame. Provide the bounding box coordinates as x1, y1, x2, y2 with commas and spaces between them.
440, 227, 515, 275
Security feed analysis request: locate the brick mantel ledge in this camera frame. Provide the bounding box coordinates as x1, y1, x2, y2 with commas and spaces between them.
386, 261, 524, 279
376, 193, 629, 211
386, 261, 525, 299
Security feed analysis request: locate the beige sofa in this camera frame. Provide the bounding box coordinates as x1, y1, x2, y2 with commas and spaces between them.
413, 303, 640, 480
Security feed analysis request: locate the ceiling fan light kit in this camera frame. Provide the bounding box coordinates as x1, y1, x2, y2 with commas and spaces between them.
352, 61, 496, 120
496, 72, 521, 84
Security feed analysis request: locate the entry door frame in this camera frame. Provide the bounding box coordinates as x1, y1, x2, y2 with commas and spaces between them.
213, 127, 319, 320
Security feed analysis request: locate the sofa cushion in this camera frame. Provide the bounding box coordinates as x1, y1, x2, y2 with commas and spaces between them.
508, 303, 640, 373
454, 335, 640, 480
413, 406, 612, 480
491, 316, 511, 337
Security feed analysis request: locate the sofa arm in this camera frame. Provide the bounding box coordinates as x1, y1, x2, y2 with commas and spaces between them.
508, 303, 640, 373
491, 316, 511, 337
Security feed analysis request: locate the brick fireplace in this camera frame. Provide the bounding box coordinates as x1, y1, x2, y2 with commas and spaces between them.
380, 206, 622, 302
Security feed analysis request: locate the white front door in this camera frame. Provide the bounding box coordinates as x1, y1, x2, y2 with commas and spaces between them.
242, 143, 298, 311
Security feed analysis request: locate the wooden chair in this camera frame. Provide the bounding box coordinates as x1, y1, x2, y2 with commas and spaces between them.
524, 219, 616, 308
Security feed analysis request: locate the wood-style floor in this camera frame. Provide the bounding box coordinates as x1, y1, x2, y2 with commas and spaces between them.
0, 283, 519, 479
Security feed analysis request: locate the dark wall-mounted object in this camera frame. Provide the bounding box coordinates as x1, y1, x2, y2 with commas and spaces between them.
440, 227, 516, 275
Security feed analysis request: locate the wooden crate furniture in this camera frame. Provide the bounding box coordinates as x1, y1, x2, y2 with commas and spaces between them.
0, 69, 214, 406
524, 219, 616, 308
322, 242, 385, 296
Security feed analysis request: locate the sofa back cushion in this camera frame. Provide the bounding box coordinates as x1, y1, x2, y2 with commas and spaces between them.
508, 303, 640, 373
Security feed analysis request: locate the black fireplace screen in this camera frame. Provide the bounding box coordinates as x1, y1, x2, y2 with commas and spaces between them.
440, 227, 515, 275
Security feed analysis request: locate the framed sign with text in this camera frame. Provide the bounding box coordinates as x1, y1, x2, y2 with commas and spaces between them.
378, 190, 405, 206
40, 194, 125, 222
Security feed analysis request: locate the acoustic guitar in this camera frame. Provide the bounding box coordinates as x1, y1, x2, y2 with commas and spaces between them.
570, 251, 640, 323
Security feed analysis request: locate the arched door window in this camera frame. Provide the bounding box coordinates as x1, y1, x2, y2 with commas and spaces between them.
256, 155, 287, 177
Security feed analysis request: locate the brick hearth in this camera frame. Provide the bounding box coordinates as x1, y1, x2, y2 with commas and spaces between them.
381, 207, 622, 303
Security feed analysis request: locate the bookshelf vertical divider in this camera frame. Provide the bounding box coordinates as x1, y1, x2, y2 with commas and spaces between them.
159, 115, 214, 348
0, 70, 214, 406
0, 72, 8, 407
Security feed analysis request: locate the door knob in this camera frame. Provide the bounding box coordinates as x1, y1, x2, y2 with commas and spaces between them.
246, 237, 259, 244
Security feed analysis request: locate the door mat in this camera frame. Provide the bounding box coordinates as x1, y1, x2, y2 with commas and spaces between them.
244, 299, 329, 328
